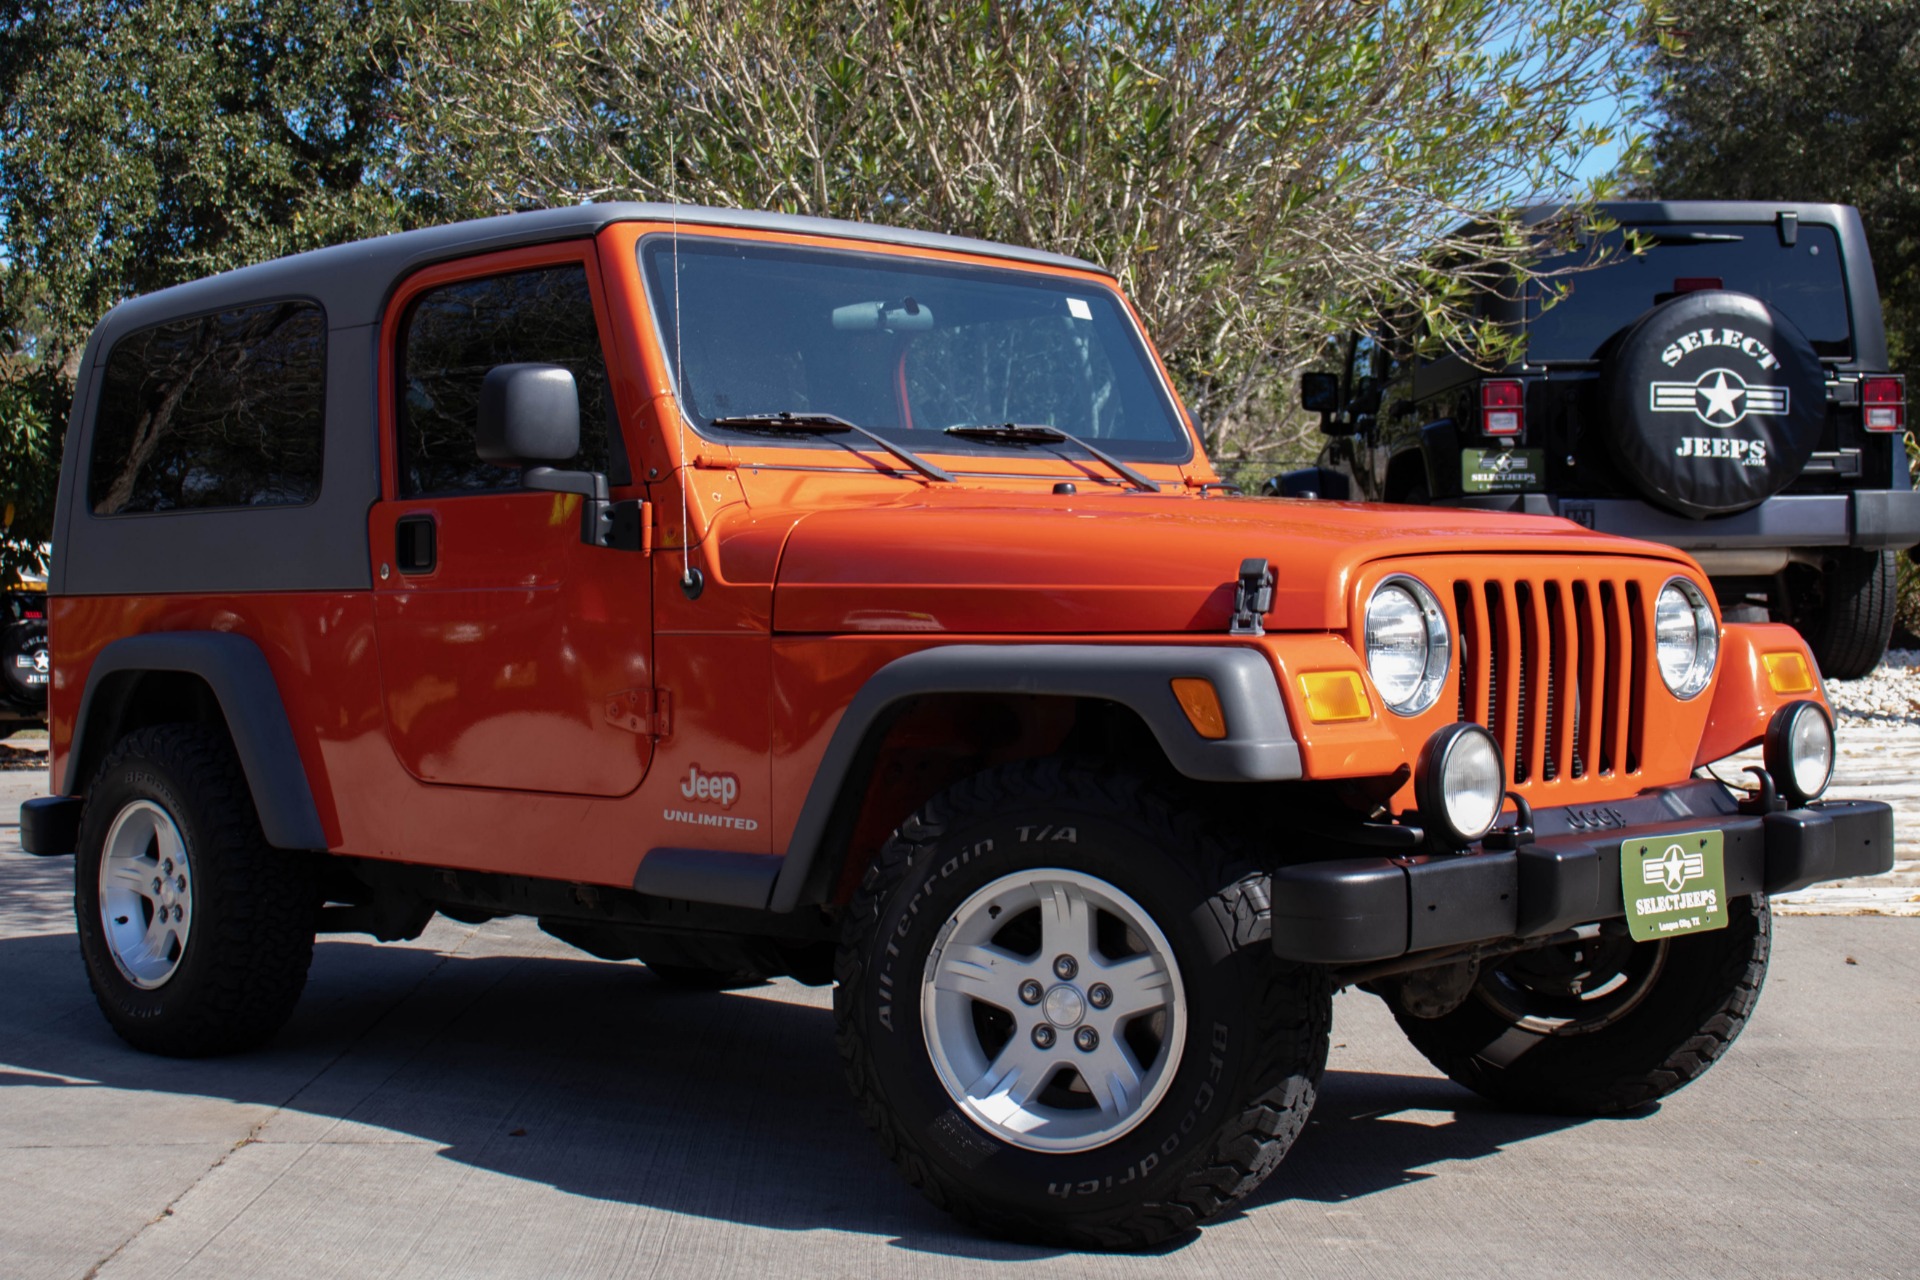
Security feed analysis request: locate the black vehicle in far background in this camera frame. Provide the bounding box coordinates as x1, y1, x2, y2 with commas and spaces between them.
0, 571, 49, 738
1272, 202, 1917, 678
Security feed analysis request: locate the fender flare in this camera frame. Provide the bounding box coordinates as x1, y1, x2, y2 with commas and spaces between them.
763, 644, 1301, 911
66, 631, 328, 850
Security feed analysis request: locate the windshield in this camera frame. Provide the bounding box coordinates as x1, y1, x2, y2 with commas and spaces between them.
1526, 223, 1852, 362
639, 235, 1192, 461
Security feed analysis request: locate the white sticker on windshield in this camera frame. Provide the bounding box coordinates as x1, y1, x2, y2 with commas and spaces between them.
1066, 297, 1092, 321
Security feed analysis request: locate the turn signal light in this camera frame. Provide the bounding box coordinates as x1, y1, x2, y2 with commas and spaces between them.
1763, 651, 1816, 694
1862, 376, 1905, 433
1171, 678, 1228, 739
1481, 379, 1524, 437
1297, 670, 1372, 723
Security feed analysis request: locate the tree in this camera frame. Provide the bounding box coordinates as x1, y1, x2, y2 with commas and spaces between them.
0, 0, 429, 575
1646, 0, 1920, 369
399, 0, 1655, 476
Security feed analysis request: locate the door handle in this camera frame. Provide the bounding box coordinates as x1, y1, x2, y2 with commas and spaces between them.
395, 514, 437, 574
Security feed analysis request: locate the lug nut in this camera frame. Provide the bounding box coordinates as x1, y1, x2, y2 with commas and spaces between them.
173, 904, 184, 922
1032, 1025, 1056, 1049
1053, 954, 1078, 980
1075, 1027, 1099, 1052
151, 878, 163, 896
1019, 979, 1043, 1005
1089, 983, 1112, 1009
163, 859, 173, 874
176, 877, 187, 893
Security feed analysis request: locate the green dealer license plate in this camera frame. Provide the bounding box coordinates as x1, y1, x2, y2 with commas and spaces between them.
1620, 830, 1728, 943
1460, 448, 1545, 493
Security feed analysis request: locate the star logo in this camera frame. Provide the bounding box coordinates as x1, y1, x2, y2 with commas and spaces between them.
1643, 842, 1706, 894
1650, 368, 1789, 428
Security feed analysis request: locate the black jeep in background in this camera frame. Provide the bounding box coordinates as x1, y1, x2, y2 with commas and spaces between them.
0, 573, 48, 737
1274, 202, 1917, 678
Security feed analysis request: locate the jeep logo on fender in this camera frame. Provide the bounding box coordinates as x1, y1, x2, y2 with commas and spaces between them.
1659, 327, 1781, 371
678, 764, 739, 808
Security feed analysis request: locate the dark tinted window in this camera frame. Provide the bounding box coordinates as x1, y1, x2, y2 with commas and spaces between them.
400, 265, 614, 496
1527, 224, 1852, 362
642, 237, 1190, 460
90, 301, 326, 516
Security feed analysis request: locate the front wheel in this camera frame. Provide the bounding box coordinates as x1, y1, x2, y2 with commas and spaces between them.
1390, 896, 1770, 1115
835, 761, 1329, 1249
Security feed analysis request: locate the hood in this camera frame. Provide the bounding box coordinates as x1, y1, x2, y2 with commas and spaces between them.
769, 491, 1685, 634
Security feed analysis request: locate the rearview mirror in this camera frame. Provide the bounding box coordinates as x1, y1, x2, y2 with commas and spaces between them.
477, 363, 581, 463
1300, 371, 1339, 413
832, 298, 935, 332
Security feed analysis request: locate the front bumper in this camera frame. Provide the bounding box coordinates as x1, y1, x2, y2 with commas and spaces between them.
1269, 780, 1893, 964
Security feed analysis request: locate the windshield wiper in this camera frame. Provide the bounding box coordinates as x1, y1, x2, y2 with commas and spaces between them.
710, 412, 954, 484
944, 422, 1158, 492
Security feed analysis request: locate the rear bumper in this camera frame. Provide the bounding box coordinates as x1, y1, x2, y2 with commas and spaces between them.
1269, 781, 1893, 964
18, 795, 80, 857
1453, 492, 1920, 552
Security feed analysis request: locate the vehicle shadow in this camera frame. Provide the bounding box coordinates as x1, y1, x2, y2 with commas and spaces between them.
0, 926, 1600, 1258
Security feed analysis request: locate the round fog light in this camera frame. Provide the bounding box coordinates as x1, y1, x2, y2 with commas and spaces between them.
1764, 700, 1834, 807
1415, 723, 1507, 847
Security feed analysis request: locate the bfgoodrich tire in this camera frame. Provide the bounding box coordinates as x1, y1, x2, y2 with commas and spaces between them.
1390, 897, 1770, 1115
835, 760, 1330, 1249
75, 724, 319, 1057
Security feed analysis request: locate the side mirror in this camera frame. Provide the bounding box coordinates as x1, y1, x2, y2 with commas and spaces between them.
1300, 371, 1340, 413
477, 363, 581, 463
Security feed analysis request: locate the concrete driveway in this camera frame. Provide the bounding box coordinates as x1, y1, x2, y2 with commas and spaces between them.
3, 753, 1916, 1279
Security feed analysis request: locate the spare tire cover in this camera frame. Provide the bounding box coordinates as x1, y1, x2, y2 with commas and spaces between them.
1, 618, 48, 708
1601, 290, 1826, 518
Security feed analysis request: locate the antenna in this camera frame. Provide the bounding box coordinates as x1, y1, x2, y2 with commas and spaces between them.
669, 124, 699, 599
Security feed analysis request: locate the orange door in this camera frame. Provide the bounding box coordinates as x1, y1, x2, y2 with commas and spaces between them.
369, 242, 654, 798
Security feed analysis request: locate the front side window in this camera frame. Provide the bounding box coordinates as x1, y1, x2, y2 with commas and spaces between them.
90, 300, 326, 516
399, 264, 614, 496
641, 236, 1191, 461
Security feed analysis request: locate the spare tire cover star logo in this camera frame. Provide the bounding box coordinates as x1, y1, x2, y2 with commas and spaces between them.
1650, 367, 1789, 428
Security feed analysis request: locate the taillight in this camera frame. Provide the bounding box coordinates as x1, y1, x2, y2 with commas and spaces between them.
1481, 379, 1524, 437
1862, 376, 1905, 433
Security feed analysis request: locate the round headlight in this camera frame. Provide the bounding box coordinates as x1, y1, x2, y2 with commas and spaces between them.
1765, 700, 1834, 806
1366, 576, 1450, 716
1415, 723, 1506, 846
1654, 578, 1718, 700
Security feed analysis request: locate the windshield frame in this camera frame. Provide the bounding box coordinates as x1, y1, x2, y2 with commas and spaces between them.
635, 231, 1196, 466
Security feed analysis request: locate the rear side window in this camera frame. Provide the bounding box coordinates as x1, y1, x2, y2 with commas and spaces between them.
398, 265, 614, 496
89, 300, 326, 516
1527, 224, 1853, 362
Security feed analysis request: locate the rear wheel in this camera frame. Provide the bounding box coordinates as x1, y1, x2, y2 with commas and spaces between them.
836, 760, 1329, 1249
1390, 897, 1770, 1115
1789, 548, 1896, 680
75, 724, 318, 1056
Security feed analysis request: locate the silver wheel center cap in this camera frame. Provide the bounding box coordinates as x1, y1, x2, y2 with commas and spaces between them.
1043, 984, 1086, 1027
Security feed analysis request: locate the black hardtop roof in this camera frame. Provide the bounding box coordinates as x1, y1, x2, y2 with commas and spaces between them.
88, 203, 1111, 341
1516, 199, 1866, 230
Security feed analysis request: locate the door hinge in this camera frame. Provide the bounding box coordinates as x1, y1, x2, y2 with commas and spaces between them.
605, 688, 672, 737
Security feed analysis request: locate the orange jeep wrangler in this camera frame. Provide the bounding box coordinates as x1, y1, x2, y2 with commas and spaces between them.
17, 206, 1893, 1248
